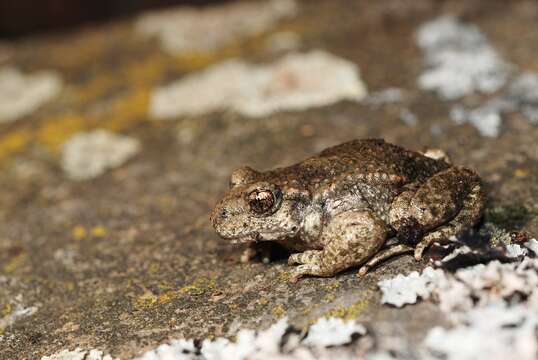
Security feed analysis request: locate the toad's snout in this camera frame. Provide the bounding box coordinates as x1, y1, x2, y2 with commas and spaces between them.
210, 200, 227, 230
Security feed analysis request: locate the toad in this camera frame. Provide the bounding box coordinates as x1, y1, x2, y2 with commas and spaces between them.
211, 139, 485, 281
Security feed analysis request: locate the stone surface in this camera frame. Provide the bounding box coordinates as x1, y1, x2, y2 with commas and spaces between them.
0, 0, 538, 359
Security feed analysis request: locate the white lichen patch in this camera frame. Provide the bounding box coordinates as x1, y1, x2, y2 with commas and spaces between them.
0, 304, 38, 330
362, 88, 404, 107
450, 104, 502, 138
418, 17, 537, 136
150, 50, 366, 119
423, 303, 538, 360
378, 267, 445, 307
508, 72, 538, 123
524, 238, 538, 255
505, 243, 529, 258
41, 348, 117, 360
449, 71, 538, 136
135, 0, 297, 55
135, 317, 369, 360
451, 259, 538, 306
380, 258, 538, 314
61, 130, 141, 180
135, 340, 196, 360
378, 256, 538, 359
0, 66, 62, 123
303, 317, 366, 347
416, 16, 510, 100
399, 108, 418, 126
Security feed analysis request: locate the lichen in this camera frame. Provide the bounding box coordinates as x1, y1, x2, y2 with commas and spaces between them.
0, 130, 32, 164
41, 348, 117, 360
0, 67, 62, 123
133, 317, 369, 360
416, 16, 510, 100
61, 129, 140, 180
2, 252, 28, 274
71, 226, 87, 240
272, 304, 286, 317
149, 50, 367, 119
322, 300, 369, 320
91, 226, 107, 238
135, 0, 297, 55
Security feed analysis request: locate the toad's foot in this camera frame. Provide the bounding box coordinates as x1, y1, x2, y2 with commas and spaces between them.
241, 246, 257, 263
357, 244, 413, 277
289, 210, 387, 282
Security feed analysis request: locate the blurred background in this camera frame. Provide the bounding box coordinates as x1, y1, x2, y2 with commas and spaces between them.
0, 0, 228, 37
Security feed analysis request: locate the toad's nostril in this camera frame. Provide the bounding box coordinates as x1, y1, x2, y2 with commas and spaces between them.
220, 209, 228, 218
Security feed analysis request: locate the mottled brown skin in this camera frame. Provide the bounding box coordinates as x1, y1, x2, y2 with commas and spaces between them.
211, 139, 485, 281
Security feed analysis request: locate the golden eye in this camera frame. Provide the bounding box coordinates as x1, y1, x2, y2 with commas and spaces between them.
248, 190, 275, 214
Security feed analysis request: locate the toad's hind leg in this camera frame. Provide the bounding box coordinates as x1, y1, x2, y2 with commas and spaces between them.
414, 181, 485, 259
289, 210, 387, 282
389, 166, 485, 260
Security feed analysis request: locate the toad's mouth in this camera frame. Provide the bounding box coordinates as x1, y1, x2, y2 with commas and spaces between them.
229, 233, 260, 244
228, 230, 296, 244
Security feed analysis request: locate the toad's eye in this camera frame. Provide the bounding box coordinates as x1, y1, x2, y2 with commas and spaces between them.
248, 190, 275, 214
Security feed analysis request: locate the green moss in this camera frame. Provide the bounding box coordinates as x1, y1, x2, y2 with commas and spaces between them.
484, 204, 537, 230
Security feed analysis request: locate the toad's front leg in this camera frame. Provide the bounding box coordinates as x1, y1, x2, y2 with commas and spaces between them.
289, 210, 387, 282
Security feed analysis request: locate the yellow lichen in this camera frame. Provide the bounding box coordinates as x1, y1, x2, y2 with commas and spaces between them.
174, 42, 242, 72
179, 282, 206, 296
135, 278, 219, 308
147, 263, 161, 275
258, 298, 269, 306
3, 252, 28, 274
177, 277, 216, 296
73, 75, 117, 104
103, 89, 150, 132
158, 290, 181, 304
72, 226, 87, 240
279, 271, 291, 282
514, 168, 529, 178
322, 293, 336, 303
272, 304, 286, 317
0, 130, 32, 164
321, 300, 369, 320
136, 291, 158, 308
36, 114, 89, 152
64, 282, 76, 291
91, 226, 107, 237
301, 304, 319, 317
322, 282, 341, 291
121, 54, 170, 86
156, 278, 216, 304
1, 303, 12, 317
157, 281, 174, 290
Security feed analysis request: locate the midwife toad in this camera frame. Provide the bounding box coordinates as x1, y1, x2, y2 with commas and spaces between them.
211, 139, 485, 281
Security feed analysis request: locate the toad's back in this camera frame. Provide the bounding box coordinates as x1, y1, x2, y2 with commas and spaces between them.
257, 139, 450, 192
